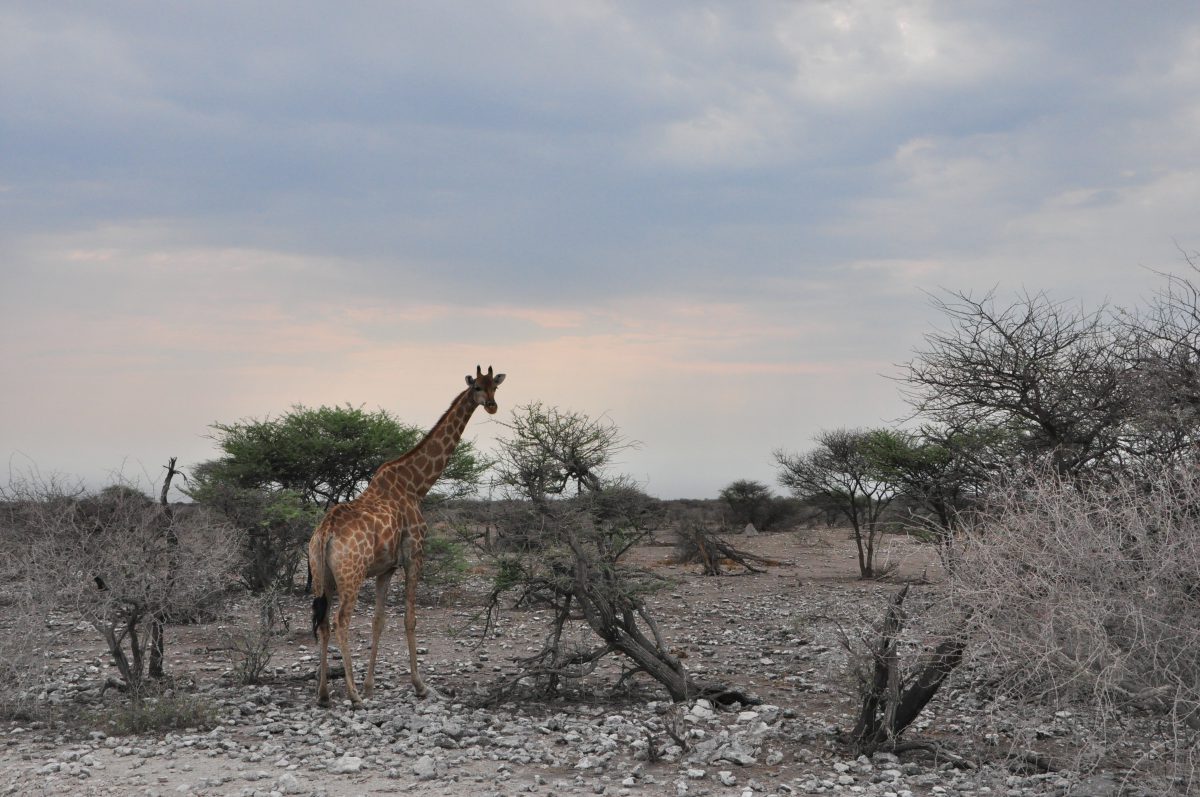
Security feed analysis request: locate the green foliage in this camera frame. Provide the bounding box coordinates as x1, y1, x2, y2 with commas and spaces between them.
492, 557, 526, 594
197, 403, 486, 507
422, 534, 468, 587
861, 425, 1016, 537
718, 479, 795, 531
188, 483, 319, 592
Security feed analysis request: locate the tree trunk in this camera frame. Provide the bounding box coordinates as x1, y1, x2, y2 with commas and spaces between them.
150, 456, 182, 680
852, 585, 907, 745
852, 585, 966, 754
568, 537, 754, 705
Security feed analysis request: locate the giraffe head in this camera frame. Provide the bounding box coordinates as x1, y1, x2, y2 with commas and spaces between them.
466, 364, 506, 414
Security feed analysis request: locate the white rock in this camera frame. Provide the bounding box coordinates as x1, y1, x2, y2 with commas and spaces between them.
718, 770, 737, 786
277, 772, 306, 794
413, 755, 438, 781
329, 754, 363, 774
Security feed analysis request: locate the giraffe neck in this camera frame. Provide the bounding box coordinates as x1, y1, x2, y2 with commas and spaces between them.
368, 388, 477, 500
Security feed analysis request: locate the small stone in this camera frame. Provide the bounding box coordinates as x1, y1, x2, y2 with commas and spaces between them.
686, 768, 706, 779
718, 771, 737, 786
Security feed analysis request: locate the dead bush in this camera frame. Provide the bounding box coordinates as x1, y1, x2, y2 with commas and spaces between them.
949, 462, 1200, 785
223, 590, 289, 684
671, 522, 777, 575
481, 491, 755, 706
6, 479, 238, 704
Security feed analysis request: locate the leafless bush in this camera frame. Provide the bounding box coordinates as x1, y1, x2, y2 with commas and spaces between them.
949, 462, 1200, 784
480, 491, 755, 706
223, 590, 288, 684
0, 473, 83, 715
6, 480, 238, 704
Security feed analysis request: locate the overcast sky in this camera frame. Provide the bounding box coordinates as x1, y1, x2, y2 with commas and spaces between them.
3, 2, 1198, 499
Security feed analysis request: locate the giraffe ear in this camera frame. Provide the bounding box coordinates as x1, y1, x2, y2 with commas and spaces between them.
494, 373, 506, 385
465, 375, 475, 387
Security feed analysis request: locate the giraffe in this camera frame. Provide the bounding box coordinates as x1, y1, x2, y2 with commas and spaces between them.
308, 365, 505, 708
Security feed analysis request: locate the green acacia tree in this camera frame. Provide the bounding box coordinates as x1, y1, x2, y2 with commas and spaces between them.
198, 403, 486, 508
862, 425, 1014, 544
192, 403, 488, 590
718, 479, 794, 532
774, 428, 899, 578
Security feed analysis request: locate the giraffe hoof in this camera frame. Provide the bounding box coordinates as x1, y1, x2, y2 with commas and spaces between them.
349, 699, 364, 711
317, 696, 330, 709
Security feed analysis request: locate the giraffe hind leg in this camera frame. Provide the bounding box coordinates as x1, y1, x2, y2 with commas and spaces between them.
315, 598, 332, 707
363, 571, 393, 698
334, 587, 364, 709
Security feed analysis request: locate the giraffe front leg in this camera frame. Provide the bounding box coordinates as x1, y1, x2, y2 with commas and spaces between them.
363, 572, 393, 699
403, 559, 430, 699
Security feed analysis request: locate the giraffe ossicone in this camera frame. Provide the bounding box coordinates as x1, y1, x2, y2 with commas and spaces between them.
307, 365, 505, 708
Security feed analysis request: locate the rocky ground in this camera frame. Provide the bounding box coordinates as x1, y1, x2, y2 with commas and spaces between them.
0, 530, 1184, 796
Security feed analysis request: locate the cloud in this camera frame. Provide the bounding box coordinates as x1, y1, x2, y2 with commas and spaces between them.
3, 2, 1199, 496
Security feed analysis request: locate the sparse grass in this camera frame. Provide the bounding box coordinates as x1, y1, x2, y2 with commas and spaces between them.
96, 694, 219, 736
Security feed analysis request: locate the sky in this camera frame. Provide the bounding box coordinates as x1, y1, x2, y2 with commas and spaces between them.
2, 2, 1199, 499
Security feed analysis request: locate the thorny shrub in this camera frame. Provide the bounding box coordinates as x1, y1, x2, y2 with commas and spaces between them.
949, 462, 1200, 784
223, 590, 289, 685
1, 478, 238, 707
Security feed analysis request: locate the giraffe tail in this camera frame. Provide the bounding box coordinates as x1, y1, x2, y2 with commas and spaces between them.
311, 594, 329, 641
308, 521, 331, 640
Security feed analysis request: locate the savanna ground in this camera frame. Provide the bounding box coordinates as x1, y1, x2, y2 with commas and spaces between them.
0, 528, 1172, 796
